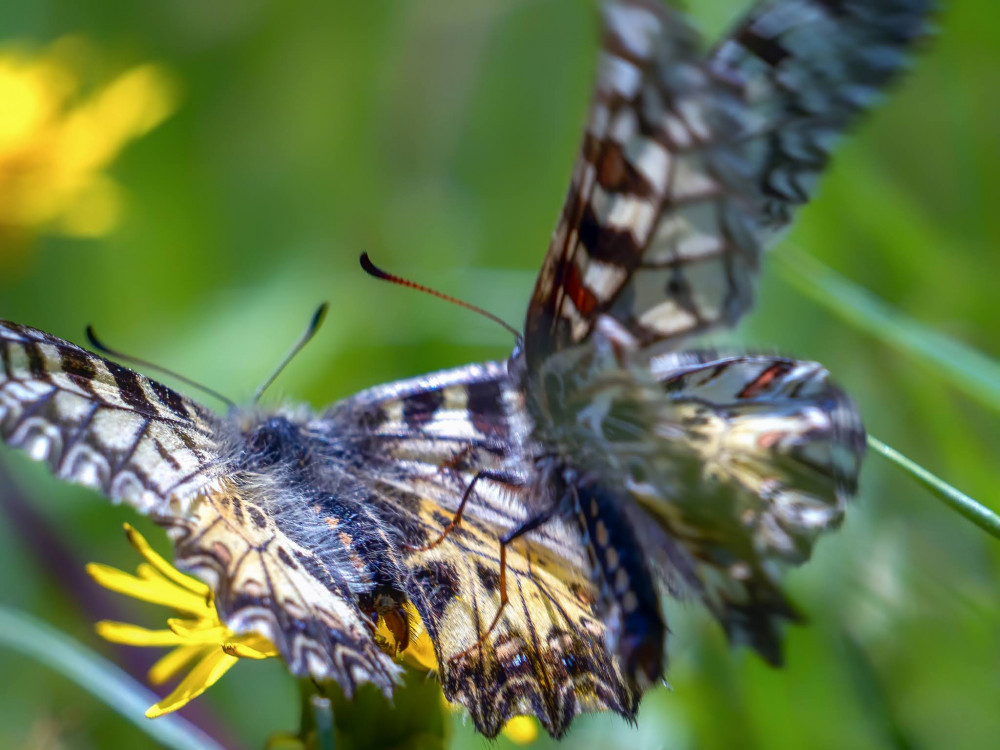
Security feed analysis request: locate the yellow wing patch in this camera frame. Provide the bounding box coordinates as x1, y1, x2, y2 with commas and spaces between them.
393, 489, 637, 738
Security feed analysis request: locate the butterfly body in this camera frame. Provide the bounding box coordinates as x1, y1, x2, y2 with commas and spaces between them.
1, 0, 933, 738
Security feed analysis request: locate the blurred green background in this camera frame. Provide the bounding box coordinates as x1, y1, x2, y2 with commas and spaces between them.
1, 0, 997, 748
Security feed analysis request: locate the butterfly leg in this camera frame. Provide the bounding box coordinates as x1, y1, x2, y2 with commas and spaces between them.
451, 508, 556, 661
406, 469, 523, 552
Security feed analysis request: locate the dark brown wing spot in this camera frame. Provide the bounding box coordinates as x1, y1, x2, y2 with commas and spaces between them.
595, 142, 654, 198
411, 561, 459, 622
104, 360, 154, 413
736, 26, 791, 67
149, 380, 190, 420
466, 380, 508, 440
248, 505, 267, 529
475, 562, 500, 594
578, 204, 641, 266
403, 389, 444, 430
59, 348, 98, 392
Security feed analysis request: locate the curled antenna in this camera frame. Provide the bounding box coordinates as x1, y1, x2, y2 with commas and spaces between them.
86, 325, 236, 409
253, 302, 329, 403
360, 252, 521, 341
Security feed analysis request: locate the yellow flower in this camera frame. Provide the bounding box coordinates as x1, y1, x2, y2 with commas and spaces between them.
0, 36, 176, 253
90, 524, 538, 743
88, 523, 278, 718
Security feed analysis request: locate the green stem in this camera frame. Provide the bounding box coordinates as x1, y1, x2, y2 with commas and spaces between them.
868, 435, 1000, 540
312, 694, 336, 750
0, 607, 224, 750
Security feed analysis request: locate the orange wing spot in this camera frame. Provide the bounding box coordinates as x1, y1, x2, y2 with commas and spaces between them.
757, 431, 784, 449
324, 517, 339, 529
596, 144, 627, 190
738, 363, 791, 399
570, 582, 597, 608
564, 261, 599, 316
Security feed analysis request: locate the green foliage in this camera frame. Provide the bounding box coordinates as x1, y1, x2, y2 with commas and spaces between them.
0, 0, 997, 748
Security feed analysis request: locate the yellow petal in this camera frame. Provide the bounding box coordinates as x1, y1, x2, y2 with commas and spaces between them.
399, 629, 438, 673
146, 650, 238, 717
166, 618, 231, 644
223, 642, 272, 660
123, 523, 210, 596
238, 633, 280, 657
148, 644, 209, 686
501, 716, 539, 745
86, 562, 211, 616
95, 620, 183, 647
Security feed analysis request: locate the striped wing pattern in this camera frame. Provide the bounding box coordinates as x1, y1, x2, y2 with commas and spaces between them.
525, 0, 932, 365
0, 321, 218, 512
0, 320, 401, 698
337, 364, 637, 736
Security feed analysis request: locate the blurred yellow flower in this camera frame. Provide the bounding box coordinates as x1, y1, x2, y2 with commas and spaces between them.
0, 36, 176, 251
88, 523, 278, 718
90, 524, 538, 743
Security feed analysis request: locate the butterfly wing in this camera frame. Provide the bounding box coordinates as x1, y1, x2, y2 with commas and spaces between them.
337, 363, 638, 737
525, 0, 932, 365
0, 321, 220, 508
0, 320, 400, 695
580, 352, 865, 663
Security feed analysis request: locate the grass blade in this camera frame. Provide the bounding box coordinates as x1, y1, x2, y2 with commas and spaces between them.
868, 435, 1000, 540
0, 607, 224, 750
774, 248, 1000, 413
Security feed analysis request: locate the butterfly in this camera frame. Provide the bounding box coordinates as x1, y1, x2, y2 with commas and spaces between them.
0, 0, 932, 739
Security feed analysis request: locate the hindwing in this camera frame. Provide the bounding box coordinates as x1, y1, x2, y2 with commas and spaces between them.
644, 354, 865, 661
339, 363, 638, 737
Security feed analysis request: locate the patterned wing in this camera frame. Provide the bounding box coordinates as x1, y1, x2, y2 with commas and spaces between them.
155, 480, 401, 695
582, 352, 865, 663
524, 0, 932, 365
0, 320, 400, 696
338, 362, 638, 738
0, 320, 219, 509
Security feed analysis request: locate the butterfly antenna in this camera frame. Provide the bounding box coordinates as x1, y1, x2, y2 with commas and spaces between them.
360, 252, 521, 341
253, 302, 329, 404
85, 326, 236, 409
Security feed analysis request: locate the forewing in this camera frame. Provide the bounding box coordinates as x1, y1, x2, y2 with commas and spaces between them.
525, 0, 932, 364
340, 363, 638, 738
0, 320, 400, 696
708, 0, 935, 236
0, 321, 219, 511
